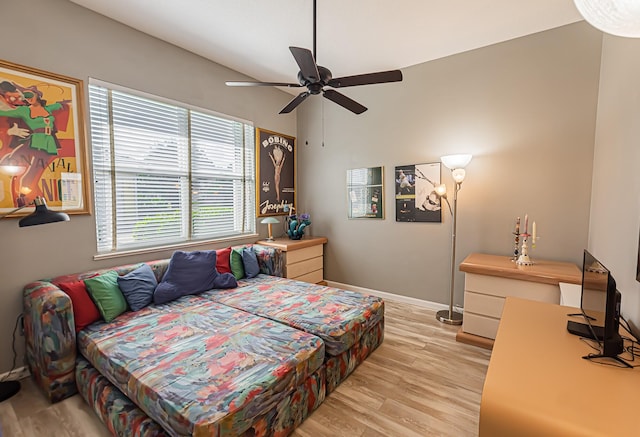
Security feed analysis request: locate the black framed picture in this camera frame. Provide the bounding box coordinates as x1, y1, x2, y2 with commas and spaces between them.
637, 229, 639, 283
395, 162, 441, 222
256, 128, 295, 217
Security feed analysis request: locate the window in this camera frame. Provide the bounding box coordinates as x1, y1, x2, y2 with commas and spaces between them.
89, 82, 255, 254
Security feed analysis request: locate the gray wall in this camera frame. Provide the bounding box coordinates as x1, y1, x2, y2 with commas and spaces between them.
0, 0, 295, 374
297, 23, 602, 305
588, 35, 640, 330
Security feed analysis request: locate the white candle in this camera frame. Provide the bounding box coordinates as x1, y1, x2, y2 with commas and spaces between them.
524, 214, 528, 235
532, 221, 537, 246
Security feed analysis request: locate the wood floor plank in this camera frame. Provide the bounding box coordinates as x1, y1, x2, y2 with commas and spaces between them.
3, 300, 491, 437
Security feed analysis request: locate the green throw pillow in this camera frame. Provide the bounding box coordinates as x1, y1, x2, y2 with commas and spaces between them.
230, 247, 245, 280
84, 270, 128, 322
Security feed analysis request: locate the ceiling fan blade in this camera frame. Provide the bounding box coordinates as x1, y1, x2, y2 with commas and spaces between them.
226, 81, 302, 88
323, 89, 367, 114
279, 91, 311, 114
327, 70, 403, 88
289, 47, 320, 82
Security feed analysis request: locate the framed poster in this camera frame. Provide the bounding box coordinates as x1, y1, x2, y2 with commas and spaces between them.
395, 162, 442, 222
256, 128, 295, 217
347, 166, 384, 219
0, 59, 89, 215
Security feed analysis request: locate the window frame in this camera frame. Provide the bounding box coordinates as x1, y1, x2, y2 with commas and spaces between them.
88, 79, 257, 259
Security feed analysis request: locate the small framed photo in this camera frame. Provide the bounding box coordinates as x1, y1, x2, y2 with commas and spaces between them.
347, 166, 384, 219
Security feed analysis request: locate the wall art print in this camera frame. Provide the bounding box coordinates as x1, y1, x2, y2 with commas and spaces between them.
0, 59, 89, 216
256, 128, 295, 217
347, 166, 384, 219
395, 162, 441, 222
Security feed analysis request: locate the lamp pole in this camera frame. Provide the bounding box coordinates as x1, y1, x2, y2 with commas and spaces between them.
437, 180, 463, 325
436, 154, 471, 325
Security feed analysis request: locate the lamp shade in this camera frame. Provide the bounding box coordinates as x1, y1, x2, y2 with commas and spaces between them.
260, 217, 280, 224
18, 197, 70, 227
574, 0, 640, 37
441, 154, 472, 170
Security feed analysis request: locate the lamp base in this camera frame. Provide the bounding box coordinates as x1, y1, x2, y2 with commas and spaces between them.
0, 380, 21, 402
436, 309, 463, 325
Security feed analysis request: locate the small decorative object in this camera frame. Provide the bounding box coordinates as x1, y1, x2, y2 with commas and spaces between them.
513, 217, 521, 261
286, 212, 311, 240
515, 214, 538, 265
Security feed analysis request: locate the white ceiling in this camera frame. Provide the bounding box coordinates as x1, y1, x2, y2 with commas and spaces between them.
69, 0, 585, 92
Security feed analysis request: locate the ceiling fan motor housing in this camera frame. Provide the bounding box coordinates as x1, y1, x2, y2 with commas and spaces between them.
298, 66, 332, 94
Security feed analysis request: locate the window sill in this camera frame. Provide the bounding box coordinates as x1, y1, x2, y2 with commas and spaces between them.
93, 233, 260, 261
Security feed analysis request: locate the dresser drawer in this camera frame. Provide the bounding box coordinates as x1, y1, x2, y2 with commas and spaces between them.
465, 273, 560, 303
293, 269, 324, 284
464, 291, 505, 319
286, 256, 323, 278
463, 312, 500, 340
286, 244, 323, 264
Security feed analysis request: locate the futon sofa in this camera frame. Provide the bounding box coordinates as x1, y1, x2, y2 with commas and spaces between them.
22, 245, 384, 436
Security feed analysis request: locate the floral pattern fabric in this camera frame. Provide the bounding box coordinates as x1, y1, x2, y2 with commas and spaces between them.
203, 275, 385, 356
77, 295, 324, 436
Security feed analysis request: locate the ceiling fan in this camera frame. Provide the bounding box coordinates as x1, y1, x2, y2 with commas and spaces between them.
225, 0, 403, 115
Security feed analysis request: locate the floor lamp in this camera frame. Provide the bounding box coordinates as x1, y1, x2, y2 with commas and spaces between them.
0, 196, 70, 402
435, 154, 472, 325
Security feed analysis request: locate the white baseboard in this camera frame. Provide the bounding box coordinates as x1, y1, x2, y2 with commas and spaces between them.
0, 366, 30, 381
326, 280, 459, 312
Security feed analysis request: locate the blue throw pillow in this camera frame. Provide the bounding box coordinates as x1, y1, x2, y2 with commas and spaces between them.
117, 264, 157, 311
242, 247, 260, 279
153, 250, 218, 304
212, 272, 238, 289
153, 281, 182, 305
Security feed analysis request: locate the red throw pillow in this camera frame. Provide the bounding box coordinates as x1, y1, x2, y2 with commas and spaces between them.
216, 247, 232, 274
56, 280, 101, 332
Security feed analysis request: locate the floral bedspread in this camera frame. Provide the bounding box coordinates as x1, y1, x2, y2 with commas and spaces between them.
77, 295, 324, 436
203, 275, 385, 356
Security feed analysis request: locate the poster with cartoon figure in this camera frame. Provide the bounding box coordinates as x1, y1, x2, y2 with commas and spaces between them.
0, 59, 89, 215
256, 128, 295, 217
395, 162, 441, 222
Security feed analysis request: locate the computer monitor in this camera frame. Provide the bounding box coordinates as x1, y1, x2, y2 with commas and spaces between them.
566, 250, 629, 367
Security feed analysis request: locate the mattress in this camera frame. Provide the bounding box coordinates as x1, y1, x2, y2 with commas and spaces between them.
77, 295, 324, 436
203, 275, 385, 356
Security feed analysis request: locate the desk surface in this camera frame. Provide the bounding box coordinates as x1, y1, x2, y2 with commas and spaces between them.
480, 297, 640, 437
460, 253, 581, 285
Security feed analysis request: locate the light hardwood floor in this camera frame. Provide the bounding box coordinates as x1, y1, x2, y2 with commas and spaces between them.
0, 300, 491, 437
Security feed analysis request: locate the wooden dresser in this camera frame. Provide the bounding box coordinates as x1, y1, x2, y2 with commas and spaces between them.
458, 253, 581, 348
256, 237, 328, 284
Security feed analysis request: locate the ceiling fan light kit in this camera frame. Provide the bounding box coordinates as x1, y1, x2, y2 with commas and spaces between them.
226, 0, 403, 114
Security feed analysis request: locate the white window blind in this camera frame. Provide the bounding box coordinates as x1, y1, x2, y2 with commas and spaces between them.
89, 83, 255, 253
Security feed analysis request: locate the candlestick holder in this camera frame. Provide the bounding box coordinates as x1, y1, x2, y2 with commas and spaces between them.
512, 231, 520, 261
516, 234, 533, 265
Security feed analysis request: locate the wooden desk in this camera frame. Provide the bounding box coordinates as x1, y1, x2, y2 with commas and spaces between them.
256, 237, 328, 284
480, 297, 640, 437
458, 253, 581, 347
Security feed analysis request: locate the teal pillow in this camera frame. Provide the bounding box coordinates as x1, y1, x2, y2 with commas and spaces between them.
230, 247, 245, 280
84, 270, 128, 322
